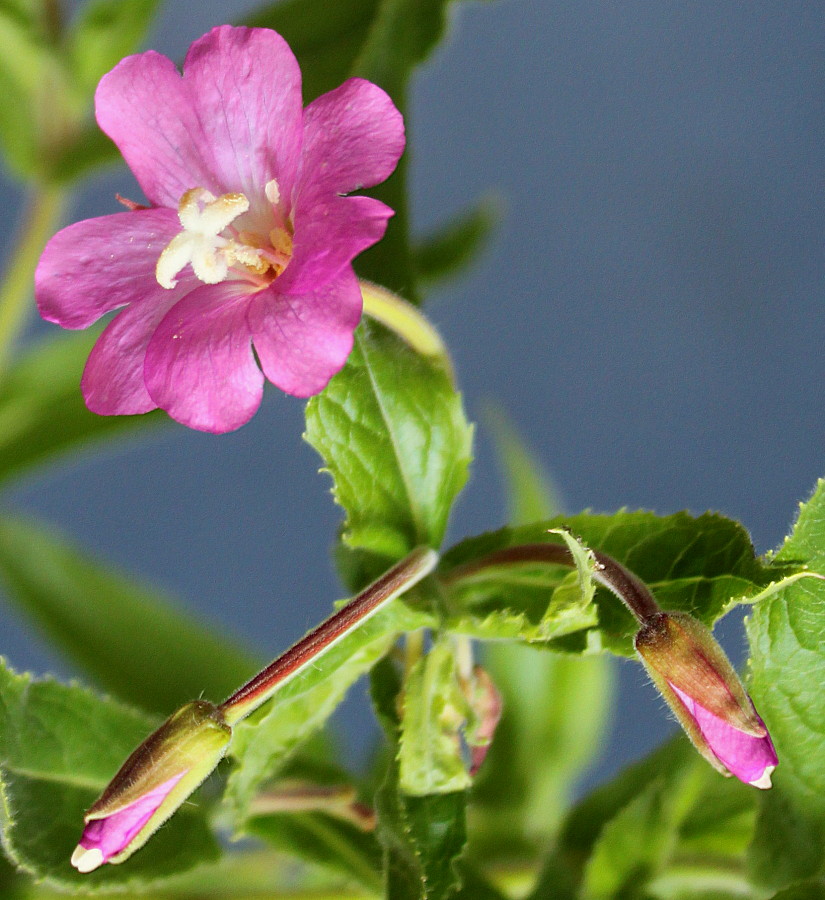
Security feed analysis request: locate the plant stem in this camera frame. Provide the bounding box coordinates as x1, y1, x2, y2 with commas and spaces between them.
440, 542, 661, 625
0, 184, 67, 374
360, 280, 454, 381
220, 547, 438, 725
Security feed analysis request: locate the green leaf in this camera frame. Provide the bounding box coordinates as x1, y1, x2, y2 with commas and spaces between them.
747, 479, 825, 889
0, 514, 257, 715
243, 0, 382, 105
305, 320, 472, 585
0, 658, 219, 890
224, 598, 433, 823
441, 510, 773, 653
767, 884, 825, 900
0, 5, 60, 177
484, 404, 559, 526
469, 645, 613, 860
580, 777, 681, 898
246, 811, 383, 893
398, 638, 472, 796
67, 0, 162, 96
413, 196, 500, 288
371, 657, 468, 900
532, 737, 760, 900
0, 332, 164, 489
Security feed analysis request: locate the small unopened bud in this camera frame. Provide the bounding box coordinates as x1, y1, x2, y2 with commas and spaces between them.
71, 700, 231, 873
635, 612, 777, 788
463, 665, 503, 776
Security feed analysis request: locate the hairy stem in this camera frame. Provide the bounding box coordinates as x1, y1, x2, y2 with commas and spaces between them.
220, 546, 438, 725
440, 541, 660, 625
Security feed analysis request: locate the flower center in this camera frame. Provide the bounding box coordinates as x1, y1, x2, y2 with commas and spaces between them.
155, 182, 292, 290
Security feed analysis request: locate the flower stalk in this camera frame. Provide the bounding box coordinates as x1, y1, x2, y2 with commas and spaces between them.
219, 546, 438, 725
360, 280, 454, 380
441, 538, 777, 787
440, 540, 660, 624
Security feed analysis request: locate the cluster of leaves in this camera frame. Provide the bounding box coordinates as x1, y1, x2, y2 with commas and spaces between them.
0, 1, 823, 899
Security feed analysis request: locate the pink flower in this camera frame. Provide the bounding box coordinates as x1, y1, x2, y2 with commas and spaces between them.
36, 26, 405, 433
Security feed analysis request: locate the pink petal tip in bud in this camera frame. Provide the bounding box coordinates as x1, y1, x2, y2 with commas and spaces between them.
670, 683, 778, 789
71, 772, 186, 872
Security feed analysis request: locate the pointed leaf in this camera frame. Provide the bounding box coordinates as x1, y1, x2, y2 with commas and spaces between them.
0, 658, 219, 890
305, 320, 472, 586
0, 514, 257, 715
371, 658, 468, 900
747, 479, 825, 889
0, 333, 163, 488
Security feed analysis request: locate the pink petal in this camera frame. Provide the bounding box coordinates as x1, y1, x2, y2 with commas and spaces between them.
82, 284, 189, 415
297, 78, 405, 207
182, 26, 303, 205
95, 54, 220, 208
277, 195, 394, 295
248, 269, 362, 397
144, 283, 263, 433
35, 209, 181, 329
78, 773, 185, 865
671, 684, 778, 786
95, 26, 303, 209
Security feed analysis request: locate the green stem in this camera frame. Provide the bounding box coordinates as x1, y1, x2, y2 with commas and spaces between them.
360, 280, 455, 381
0, 184, 67, 374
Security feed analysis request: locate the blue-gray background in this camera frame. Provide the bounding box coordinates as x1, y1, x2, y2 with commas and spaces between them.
1, 0, 823, 786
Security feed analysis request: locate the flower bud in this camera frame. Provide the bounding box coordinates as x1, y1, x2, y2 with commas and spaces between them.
635, 612, 777, 788
71, 700, 232, 873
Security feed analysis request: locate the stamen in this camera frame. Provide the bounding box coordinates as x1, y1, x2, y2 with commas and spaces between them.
265, 179, 281, 206
156, 188, 251, 290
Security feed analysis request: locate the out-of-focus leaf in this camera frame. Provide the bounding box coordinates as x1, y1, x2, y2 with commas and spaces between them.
413, 195, 500, 288
0, 658, 219, 890
46, 123, 121, 183
0, 514, 257, 715
484, 403, 559, 526
0, 5, 60, 177
747, 479, 825, 890
766, 885, 825, 900
470, 645, 613, 860
440, 511, 775, 654
225, 599, 433, 823
243, 0, 382, 104
246, 812, 382, 893
531, 737, 759, 900
0, 332, 163, 488
67, 0, 162, 96
305, 320, 472, 587
399, 638, 471, 796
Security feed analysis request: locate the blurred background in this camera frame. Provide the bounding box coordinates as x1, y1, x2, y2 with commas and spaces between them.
0, 0, 823, 788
